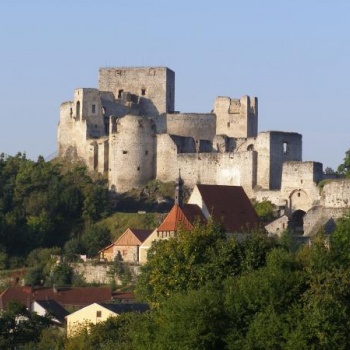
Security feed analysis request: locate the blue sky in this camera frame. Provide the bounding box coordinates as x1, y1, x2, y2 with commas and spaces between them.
0, 0, 349, 169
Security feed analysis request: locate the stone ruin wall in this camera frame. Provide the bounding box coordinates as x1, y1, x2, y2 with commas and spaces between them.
98, 67, 175, 116
322, 180, 350, 209
165, 112, 216, 142
214, 95, 258, 138
108, 115, 156, 193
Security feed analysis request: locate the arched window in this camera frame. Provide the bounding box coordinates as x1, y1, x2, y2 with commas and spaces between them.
76, 101, 80, 119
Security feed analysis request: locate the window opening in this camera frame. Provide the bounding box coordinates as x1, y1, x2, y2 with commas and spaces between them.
141, 88, 146, 96
145, 150, 148, 155
283, 142, 288, 154
123, 151, 127, 154
118, 89, 124, 99
96, 311, 102, 318
92, 104, 96, 113
76, 101, 80, 119
137, 167, 140, 171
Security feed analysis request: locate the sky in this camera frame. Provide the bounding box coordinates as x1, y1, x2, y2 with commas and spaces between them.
0, 0, 349, 170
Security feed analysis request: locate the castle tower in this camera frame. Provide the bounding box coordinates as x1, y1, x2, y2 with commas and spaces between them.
98, 67, 175, 117
108, 115, 157, 193
175, 170, 184, 208
214, 95, 258, 138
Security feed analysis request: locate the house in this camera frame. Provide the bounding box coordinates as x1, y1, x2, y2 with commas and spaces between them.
66, 302, 149, 337
99, 228, 153, 262
187, 184, 261, 235
30, 299, 69, 327
139, 204, 206, 263
139, 179, 261, 263
0, 286, 112, 310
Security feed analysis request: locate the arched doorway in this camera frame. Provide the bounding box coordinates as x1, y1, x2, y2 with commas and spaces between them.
289, 209, 306, 234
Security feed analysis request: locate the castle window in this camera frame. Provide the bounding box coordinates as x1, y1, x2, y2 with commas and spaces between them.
118, 89, 124, 99
145, 150, 148, 155
247, 144, 254, 151
137, 167, 140, 171
76, 101, 80, 119
92, 104, 96, 113
298, 192, 301, 197
123, 151, 128, 154
141, 88, 146, 96
283, 142, 288, 154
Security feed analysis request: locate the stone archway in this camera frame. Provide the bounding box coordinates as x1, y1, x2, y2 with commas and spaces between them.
289, 209, 306, 234
289, 189, 311, 213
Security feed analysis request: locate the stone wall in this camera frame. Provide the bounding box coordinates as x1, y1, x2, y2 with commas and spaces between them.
322, 180, 350, 208
73, 263, 111, 284
109, 115, 156, 192
166, 113, 216, 141
98, 67, 175, 116
215, 95, 258, 138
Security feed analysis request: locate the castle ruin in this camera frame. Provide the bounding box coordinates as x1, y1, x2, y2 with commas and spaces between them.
57, 66, 350, 235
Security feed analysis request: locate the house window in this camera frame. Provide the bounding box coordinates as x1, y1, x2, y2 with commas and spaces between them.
122, 250, 127, 256
92, 104, 96, 113
118, 89, 124, 99
283, 142, 288, 154
141, 88, 146, 96
96, 311, 102, 318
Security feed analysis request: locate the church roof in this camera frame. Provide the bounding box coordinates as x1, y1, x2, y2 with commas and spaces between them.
195, 184, 261, 233
157, 204, 206, 232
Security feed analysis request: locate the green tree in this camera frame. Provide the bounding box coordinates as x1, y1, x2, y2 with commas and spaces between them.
337, 149, 350, 177
0, 300, 51, 348
136, 221, 277, 305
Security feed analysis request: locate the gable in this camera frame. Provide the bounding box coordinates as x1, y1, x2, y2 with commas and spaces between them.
189, 184, 260, 233
115, 228, 152, 246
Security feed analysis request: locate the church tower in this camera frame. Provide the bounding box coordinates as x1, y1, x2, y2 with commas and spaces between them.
175, 170, 184, 208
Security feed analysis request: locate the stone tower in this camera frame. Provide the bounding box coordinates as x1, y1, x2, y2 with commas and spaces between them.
98, 67, 175, 117
214, 95, 258, 138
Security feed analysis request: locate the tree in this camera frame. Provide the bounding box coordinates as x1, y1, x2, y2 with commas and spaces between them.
136, 220, 277, 305
337, 149, 350, 177
0, 300, 51, 348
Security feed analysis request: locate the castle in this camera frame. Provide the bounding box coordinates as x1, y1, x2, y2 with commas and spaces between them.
57, 66, 350, 235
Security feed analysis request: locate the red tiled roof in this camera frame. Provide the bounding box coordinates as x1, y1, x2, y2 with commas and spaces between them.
196, 184, 261, 232
0, 286, 111, 310
157, 204, 206, 232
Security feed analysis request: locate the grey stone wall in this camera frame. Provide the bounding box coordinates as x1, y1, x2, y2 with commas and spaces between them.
98, 67, 175, 116
109, 115, 156, 192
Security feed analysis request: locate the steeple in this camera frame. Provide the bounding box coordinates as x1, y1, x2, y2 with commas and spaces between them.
175, 169, 184, 208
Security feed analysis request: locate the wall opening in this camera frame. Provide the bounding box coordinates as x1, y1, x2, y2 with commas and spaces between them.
123, 151, 128, 154
118, 89, 124, 99
76, 101, 80, 119
247, 144, 254, 151
92, 104, 96, 113
289, 209, 306, 234
141, 88, 146, 96
283, 142, 288, 154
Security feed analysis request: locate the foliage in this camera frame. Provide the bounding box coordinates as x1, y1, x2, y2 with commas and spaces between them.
253, 198, 275, 222
0, 154, 111, 263
47, 262, 73, 287
135, 221, 278, 305
81, 224, 111, 258
0, 300, 51, 348
337, 149, 350, 177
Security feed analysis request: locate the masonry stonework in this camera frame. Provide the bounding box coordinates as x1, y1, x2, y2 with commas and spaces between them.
58, 66, 350, 235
